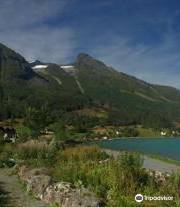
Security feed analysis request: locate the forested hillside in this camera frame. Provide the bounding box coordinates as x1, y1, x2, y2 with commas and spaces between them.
0, 43, 180, 131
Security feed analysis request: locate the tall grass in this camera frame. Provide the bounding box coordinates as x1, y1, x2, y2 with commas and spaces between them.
14, 140, 57, 167
52, 146, 180, 207
1, 138, 179, 207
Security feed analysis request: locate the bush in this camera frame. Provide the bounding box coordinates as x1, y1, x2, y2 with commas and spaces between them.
16, 126, 32, 142
0, 144, 14, 168
121, 127, 139, 137
52, 146, 166, 206
56, 146, 109, 162
49, 203, 60, 207
118, 152, 143, 170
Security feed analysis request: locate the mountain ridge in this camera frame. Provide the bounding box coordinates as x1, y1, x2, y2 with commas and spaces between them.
0, 42, 180, 127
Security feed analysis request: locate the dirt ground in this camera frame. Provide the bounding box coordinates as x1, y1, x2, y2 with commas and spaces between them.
0, 168, 48, 207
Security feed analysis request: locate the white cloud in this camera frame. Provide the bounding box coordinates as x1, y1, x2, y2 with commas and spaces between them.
0, 0, 76, 63
1, 27, 76, 63
91, 35, 180, 88
0, 0, 67, 29
1, 0, 180, 89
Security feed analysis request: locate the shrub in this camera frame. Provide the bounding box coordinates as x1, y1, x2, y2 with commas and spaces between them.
0, 144, 14, 168
56, 146, 109, 162
16, 126, 32, 142
118, 152, 143, 170
52, 146, 163, 206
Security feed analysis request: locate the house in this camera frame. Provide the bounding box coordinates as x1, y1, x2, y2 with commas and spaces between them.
160, 131, 167, 136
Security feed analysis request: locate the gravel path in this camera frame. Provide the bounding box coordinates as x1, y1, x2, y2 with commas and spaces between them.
0, 168, 48, 207
104, 149, 180, 173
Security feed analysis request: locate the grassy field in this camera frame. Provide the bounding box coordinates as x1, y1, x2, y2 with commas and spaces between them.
137, 127, 162, 137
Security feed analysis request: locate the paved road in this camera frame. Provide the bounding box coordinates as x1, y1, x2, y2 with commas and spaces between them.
104, 149, 180, 173
143, 155, 180, 173
0, 168, 48, 207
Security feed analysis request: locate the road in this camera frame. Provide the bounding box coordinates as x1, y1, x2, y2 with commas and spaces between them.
104, 149, 180, 173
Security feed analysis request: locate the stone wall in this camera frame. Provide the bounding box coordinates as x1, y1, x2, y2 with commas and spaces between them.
18, 165, 100, 207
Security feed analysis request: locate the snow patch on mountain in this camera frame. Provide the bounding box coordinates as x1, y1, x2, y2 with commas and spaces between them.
75, 78, 85, 94
52, 76, 62, 86
60, 65, 74, 69
32, 65, 48, 70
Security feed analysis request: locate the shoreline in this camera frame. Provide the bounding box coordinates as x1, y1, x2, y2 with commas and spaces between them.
86, 136, 180, 143
103, 148, 180, 174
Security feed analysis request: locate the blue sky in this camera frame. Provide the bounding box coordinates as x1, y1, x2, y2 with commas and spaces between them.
1, 0, 180, 88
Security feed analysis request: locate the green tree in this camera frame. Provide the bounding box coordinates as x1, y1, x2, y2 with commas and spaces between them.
24, 106, 52, 137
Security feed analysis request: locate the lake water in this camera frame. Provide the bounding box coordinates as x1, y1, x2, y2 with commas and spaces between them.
96, 137, 180, 161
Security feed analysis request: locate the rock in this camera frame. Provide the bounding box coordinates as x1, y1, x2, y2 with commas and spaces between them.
43, 182, 100, 207
63, 188, 100, 207
27, 175, 51, 199
43, 182, 75, 204
148, 170, 167, 184
18, 165, 30, 182
28, 168, 49, 177
18, 166, 100, 207
18, 165, 49, 183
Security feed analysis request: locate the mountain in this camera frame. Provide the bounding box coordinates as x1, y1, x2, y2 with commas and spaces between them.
0, 43, 49, 119
0, 43, 34, 81
0, 42, 180, 127
75, 53, 180, 104
0, 43, 49, 86
74, 53, 180, 125
30, 52, 180, 126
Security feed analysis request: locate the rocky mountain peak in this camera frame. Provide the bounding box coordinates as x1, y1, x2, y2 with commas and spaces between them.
75, 53, 107, 71
0, 42, 34, 80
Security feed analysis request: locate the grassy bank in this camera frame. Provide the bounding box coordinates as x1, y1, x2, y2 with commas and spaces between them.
1, 138, 180, 207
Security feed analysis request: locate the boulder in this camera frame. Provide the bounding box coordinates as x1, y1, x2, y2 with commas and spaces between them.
18, 166, 100, 207
43, 182, 74, 204
43, 182, 100, 207
18, 165, 30, 182
27, 175, 51, 199
18, 165, 49, 183
148, 170, 167, 184
62, 188, 100, 207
